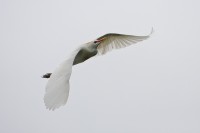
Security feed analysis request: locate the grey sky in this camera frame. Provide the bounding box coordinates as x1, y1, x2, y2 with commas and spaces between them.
0, 0, 200, 133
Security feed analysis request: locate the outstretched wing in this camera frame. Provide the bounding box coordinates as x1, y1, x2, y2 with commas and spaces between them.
44, 48, 80, 111
97, 28, 153, 55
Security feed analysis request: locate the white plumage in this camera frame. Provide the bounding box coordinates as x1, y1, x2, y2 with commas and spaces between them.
44, 48, 80, 110
97, 28, 153, 54
43, 29, 153, 110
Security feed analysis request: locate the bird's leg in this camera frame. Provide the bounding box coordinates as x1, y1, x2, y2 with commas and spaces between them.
42, 73, 52, 78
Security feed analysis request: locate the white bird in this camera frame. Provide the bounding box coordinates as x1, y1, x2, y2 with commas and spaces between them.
43, 29, 153, 110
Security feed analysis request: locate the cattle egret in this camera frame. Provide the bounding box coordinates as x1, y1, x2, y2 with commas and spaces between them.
43, 29, 153, 110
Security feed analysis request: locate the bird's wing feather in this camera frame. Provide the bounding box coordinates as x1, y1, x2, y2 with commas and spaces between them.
97, 28, 153, 55
44, 48, 80, 111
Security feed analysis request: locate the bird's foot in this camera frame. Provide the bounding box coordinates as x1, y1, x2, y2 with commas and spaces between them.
42, 73, 52, 78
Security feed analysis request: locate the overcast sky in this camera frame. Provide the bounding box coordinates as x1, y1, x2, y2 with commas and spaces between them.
0, 0, 200, 133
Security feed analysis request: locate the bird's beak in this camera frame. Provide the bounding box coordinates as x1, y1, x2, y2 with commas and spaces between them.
96, 37, 106, 42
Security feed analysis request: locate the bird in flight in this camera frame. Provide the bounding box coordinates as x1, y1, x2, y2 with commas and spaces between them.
43, 29, 153, 110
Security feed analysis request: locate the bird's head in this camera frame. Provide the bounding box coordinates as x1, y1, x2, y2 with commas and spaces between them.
93, 37, 106, 45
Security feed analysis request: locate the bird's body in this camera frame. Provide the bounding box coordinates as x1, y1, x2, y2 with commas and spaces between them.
43, 29, 153, 110
73, 42, 98, 65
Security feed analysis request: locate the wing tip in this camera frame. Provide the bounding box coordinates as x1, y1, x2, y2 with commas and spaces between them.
43, 96, 66, 111
44, 100, 63, 111
149, 27, 154, 36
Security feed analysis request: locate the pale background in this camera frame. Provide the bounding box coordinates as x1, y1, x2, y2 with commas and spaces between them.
0, 0, 200, 133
